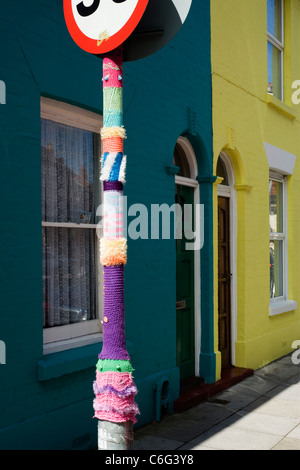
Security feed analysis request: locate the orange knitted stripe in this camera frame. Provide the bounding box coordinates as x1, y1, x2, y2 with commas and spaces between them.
101, 253, 127, 266
103, 137, 123, 153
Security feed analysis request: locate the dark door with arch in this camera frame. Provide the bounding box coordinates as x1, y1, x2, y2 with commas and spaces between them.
176, 184, 195, 380
218, 196, 231, 368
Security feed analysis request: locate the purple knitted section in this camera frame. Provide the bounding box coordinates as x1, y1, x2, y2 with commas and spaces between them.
93, 382, 137, 398
104, 181, 123, 192
99, 265, 130, 361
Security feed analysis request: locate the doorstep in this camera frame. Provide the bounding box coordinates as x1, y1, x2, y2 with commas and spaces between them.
174, 366, 254, 413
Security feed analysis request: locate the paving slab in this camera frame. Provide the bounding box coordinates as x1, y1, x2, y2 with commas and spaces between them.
243, 397, 300, 419
212, 410, 300, 437
234, 374, 280, 395
272, 438, 300, 450
255, 361, 300, 383
179, 425, 283, 451
193, 446, 221, 450
264, 383, 300, 402
133, 354, 300, 451
135, 416, 215, 443
284, 372, 300, 385
287, 424, 300, 440
132, 435, 184, 451
209, 386, 261, 412
180, 401, 234, 425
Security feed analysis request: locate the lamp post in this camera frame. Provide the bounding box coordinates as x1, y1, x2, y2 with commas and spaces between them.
94, 46, 139, 450
63, 0, 192, 451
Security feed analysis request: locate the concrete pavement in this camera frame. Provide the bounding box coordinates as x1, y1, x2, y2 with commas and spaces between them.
133, 354, 300, 450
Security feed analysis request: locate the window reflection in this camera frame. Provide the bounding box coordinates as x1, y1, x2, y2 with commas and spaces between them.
269, 179, 283, 233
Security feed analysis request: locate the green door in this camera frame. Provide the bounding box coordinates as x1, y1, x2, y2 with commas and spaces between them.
176, 184, 195, 380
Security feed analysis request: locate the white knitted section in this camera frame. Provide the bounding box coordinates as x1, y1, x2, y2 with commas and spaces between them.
100, 153, 117, 182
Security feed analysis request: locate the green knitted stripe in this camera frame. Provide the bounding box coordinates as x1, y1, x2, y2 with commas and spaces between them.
103, 87, 123, 113
96, 359, 134, 373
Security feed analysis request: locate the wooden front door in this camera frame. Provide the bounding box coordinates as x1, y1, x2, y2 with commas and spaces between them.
176, 184, 195, 380
218, 196, 231, 368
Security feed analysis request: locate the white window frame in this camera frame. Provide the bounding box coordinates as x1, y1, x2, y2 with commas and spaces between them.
267, 0, 284, 101
265, 142, 297, 315
269, 171, 296, 316
41, 97, 103, 354
269, 172, 287, 298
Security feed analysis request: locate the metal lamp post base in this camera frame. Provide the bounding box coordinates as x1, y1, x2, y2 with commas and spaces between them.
98, 421, 133, 450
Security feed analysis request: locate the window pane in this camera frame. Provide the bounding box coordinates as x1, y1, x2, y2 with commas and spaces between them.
269, 179, 283, 233
43, 227, 96, 328
267, 41, 282, 99
267, 0, 282, 41
41, 119, 96, 224
270, 240, 283, 298
41, 117, 100, 329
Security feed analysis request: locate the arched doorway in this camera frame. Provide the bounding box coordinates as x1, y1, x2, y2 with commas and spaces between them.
173, 137, 200, 380
216, 152, 237, 369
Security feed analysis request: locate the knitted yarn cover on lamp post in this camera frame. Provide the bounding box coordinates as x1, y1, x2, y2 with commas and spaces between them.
93, 48, 139, 450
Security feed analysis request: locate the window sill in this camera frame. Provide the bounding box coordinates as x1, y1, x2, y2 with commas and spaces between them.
38, 341, 102, 381
269, 299, 298, 317
38, 338, 135, 381
266, 93, 296, 120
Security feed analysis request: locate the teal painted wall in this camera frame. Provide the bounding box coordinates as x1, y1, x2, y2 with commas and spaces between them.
0, 1, 213, 449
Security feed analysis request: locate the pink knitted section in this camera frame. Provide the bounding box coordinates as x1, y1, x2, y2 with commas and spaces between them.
93, 371, 140, 424
103, 213, 124, 238
103, 56, 123, 89
95, 371, 136, 392
93, 392, 140, 424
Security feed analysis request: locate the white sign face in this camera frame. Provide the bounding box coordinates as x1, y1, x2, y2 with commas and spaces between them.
64, 0, 149, 54
73, 0, 138, 40
64, 0, 193, 60
171, 0, 192, 23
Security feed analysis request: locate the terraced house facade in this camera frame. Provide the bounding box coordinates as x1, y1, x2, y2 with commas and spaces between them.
1, 0, 300, 450
0, 0, 213, 449
211, 0, 300, 378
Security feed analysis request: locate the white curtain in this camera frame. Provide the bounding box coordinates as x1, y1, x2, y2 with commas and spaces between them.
41, 119, 97, 328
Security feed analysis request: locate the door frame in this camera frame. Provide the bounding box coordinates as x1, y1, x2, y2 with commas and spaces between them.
175, 137, 200, 377
217, 152, 237, 366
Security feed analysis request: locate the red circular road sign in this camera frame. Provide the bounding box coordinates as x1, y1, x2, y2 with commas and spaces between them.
64, 0, 149, 55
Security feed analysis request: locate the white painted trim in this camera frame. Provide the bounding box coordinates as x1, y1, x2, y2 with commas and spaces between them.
268, 174, 296, 314
268, 172, 297, 315
217, 152, 237, 367
269, 299, 297, 316
175, 138, 201, 377
194, 184, 201, 376
42, 222, 99, 229
267, 0, 284, 100
177, 136, 198, 179
175, 175, 198, 188
44, 332, 103, 355
44, 319, 102, 345
264, 142, 296, 175
41, 97, 102, 132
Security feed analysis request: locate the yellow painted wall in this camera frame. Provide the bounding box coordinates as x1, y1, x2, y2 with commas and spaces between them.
211, 0, 300, 380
